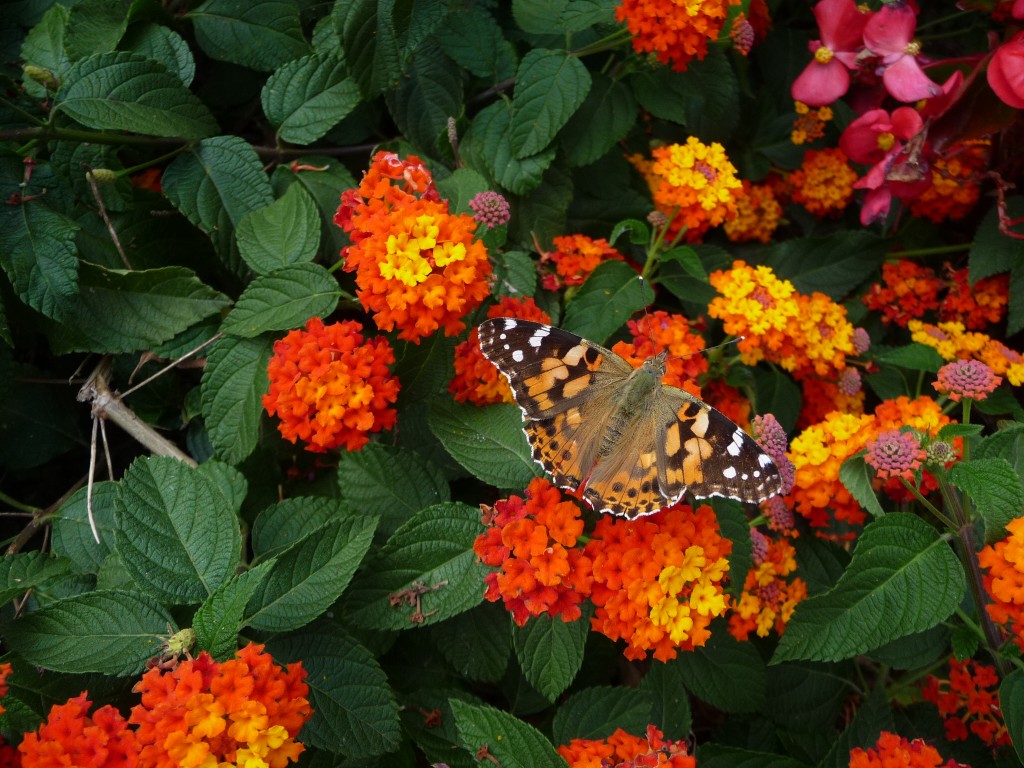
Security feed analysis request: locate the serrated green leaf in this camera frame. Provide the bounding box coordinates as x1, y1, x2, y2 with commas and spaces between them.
509, 49, 590, 158
221, 263, 339, 337
675, 631, 766, 712
769, 231, 887, 299
510, 164, 573, 247
764, 663, 848, 733
114, 456, 242, 604
334, 0, 402, 96
872, 343, 944, 372
55, 52, 216, 138
394, 332, 456, 403
697, 744, 808, 768
387, 41, 463, 155
345, 502, 489, 630
245, 513, 378, 632
0, 200, 79, 321
270, 622, 402, 757
820, 687, 892, 768
610, 219, 650, 247
189, 0, 309, 71
262, 53, 360, 145
1001, 668, 1024, 763
434, 8, 515, 80
493, 250, 538, 298
559, 73, 636, 167
252, 497, 354, 560
200, 335, 273, 465
336, 443, 450, 534
121, 23, 196, 86
20, 4, 71, 90
715, 500, 751, 598
194, 561, 274, 660
937, 423, 984, 440
3, 590, 175, 676
51, 482, 117, 572
64, 0, 132, 60
839, 454, 885, 519
773, 513, 965, 663
513, 613, 587, 702
47, 263, 230, 354
976, 422, 1024, 478
429, 400, 542, 489
950, 625, 979, 660
949, 458, 1024, 543
0, 553, 73, 604
236, 184, 320, 275
794, 536, 850, 594
512, 0, 569, 34
639, 659, 693, 739
450, 700, 565, 768
970, 196, 1024, 283
436, 168, 491, 216
429, 602, 511, 683
562, 260, 646, 344
462, 101, 555, 195
676, 49, 740, 140
551, 686, 654, 744
401, 688, 481, 768
163, 136, 275, 266
752, 367, 801, 435
0, 361, 84, 470
866, 625, 950, 670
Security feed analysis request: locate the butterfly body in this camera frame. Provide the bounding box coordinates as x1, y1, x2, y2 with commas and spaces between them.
478, 318, 782, 519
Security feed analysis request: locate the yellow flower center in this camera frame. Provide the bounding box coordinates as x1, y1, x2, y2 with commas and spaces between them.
904, 40, 921, 56
877, 131, 896, 152
814, 46, 834, 64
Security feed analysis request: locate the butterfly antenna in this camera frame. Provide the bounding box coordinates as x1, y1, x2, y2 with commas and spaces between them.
638, 275, 653, 338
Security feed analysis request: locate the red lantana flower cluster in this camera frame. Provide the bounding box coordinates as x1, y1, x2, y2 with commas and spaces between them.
849, 731, 970, 768
921, 658, 1010, 748
539, 234, 626, 291
263, 317, 400, 453
558, 725, 694, 768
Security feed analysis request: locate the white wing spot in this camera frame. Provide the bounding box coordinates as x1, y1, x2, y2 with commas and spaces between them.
501, 319, 517, 330
758, 453, 774, 467
512, 349, 524, 363
528, 328, 550, 348
722, 466, 737, 479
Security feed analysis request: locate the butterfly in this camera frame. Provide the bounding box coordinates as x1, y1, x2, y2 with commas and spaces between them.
477, 318, 783, 519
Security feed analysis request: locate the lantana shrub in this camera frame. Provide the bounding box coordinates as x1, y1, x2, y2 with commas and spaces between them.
2, 1, 1024, 766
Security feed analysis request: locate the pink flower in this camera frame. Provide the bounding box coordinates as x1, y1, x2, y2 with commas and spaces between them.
866, 429, 925, 481
988, 31, 1024, 109
791, 0, 871, 106
934, 359, 1002, 402
863, 1, 941, 102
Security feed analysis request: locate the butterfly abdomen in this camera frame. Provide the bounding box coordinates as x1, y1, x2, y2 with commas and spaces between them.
598, 360, 664, 458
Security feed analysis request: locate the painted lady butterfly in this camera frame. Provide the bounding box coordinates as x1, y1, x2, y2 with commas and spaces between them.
478, 318, 783, 519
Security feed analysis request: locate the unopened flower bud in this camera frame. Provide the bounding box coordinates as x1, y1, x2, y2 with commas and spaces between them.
24, 65, 60, 91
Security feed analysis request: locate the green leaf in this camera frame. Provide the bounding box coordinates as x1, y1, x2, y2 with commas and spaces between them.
262, 53, 360, 145
752, 367, 801, 435
462, 101, 556, 195
336, 443, 450, 534
386, 41, 463, 155
114, 456, 242, 604
773, 513, 965, 663
949, 458, 1024, 543
493, 250, 538, 298
429, 602, 511, 683
1009, 255, 1024, 336
434, 8, 515, 80
970, 196, 1024, 283
937, 423, 984, 440
1000, 668, 1024, 764
559, 73, 636, 167
821, 687, 892, 768
872, 343, 943, 373
450, 700, 565, 768
513, 614, 588, 702
20, 5, 71, 90
51, 482, 117, 573
0, 360, 84, 470
121, 23, 196, 86
3, 590, 175, 676
401, 689, 481, 768
200, 335, 273, 465
770, 231, 887, 299
55, 52, 217, 138
562, 260, 646, 344
47, 263, 231, 354
245, 513, 378, 632
162, 136, 275, 266
697, 744, 809, 768
436, 168, 491, 216
509, 49, 591, 158
64, 0, 132, 61
866, 625, 950, 670
510, 164, 573, 248
429, 399, 542, 489
270, 622, 402, 757
551, 686, 654, 744
221, 263, 339, 338
0, 200, 79, 320
764, 663, 848, 732
674, 49, 740, 140
0, 553, 73, 604
345, 502, 489, 630
839, 454, 885, 519
252, 497, 355, 560
188, 0, 309, 71
640, 659, 693, 739
236, 183, 321, 275
976, 422, 1024, 478
675, 632, 766, 712
193, 561, 274, 660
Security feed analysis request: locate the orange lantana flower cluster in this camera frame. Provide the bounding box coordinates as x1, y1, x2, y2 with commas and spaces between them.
728, 531, 807, 641
788, 147, 857, 216
610, 312, 707, 394
909, 320, 1024, 387
449, 297, 552, 406
540, 234, 626, 291
335, 151, 492, 342
130, 643, 310, 768
724, 180, 783, 243
19, 694, 138, 768
557, 725, 694, 768
474, 478, 593, 626
909, 140, 990, 223
584, 504, 731, 662
630, 138, 742, 241
263, 317, 399, 453
849, 731, 970, 768
708, 260, 856, 381
921, 658, 1010, 748
615, 0, 740, 72
979, 515, 1024, 648
865, 260, 1009, 330
791, 101, 833, 145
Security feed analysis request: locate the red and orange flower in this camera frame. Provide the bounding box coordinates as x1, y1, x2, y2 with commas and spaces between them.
558, 725, 694, 768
